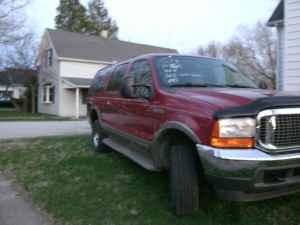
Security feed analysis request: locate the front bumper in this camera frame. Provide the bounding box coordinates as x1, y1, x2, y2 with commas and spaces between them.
197, 145, 300, 201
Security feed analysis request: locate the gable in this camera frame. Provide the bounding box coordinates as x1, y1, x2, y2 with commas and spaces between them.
268, 0, 284, 26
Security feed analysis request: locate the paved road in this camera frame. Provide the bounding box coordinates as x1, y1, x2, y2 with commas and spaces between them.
0, 174, 51, 225
0, 121, 90, 140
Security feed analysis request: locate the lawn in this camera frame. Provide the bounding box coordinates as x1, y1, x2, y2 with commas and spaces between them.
0, 111, 71, 121
0, 136, 300, 225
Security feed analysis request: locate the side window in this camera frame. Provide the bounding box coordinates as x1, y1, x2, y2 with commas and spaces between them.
106, 63, 128, 91
89, 67, 112, 95
130, 60, 153, 98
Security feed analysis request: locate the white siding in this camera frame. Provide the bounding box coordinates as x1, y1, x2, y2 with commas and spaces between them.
283, 0, 300, 91
277, 26, 285, 90
59, 61, 106, 79
37, 32, 61, 116
58, 60, 107, 117
59, 88, 87, 117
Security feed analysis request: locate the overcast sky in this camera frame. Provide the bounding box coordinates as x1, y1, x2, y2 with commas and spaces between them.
26, 0, 279, 53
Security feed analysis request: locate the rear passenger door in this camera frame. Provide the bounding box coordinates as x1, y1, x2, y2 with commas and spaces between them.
101, 63, 129, 129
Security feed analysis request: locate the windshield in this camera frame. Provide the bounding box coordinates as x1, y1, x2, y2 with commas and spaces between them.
154, 56, 258, 88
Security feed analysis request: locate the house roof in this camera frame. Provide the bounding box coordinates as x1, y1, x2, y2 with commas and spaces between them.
0, 69, 37, 86
267, 0, 284, 27
47, 29, 178, 63
62, 77, 92, 88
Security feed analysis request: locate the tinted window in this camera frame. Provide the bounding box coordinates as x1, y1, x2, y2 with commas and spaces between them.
89, 66, 112, 95
130, 60, 153, 97
106, 63, 129, 91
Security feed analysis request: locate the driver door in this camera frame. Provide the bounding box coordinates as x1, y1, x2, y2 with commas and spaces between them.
121, 59, 162, 142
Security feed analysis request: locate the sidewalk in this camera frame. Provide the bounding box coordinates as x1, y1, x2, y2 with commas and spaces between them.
0, 120, 90, 140
0, 174, 51, 225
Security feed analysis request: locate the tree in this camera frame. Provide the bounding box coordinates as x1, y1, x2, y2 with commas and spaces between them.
1, 33, 38, 113
0, 0, 29, 46
87, 0, 118, 39
55, 0, 91, 33
197, 22, 277, 88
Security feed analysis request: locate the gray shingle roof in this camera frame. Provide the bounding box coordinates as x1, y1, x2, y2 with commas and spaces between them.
267, 0, 284, 26
47, 29, 178, 62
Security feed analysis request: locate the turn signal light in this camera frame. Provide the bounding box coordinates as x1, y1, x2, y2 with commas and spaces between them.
211, 137, 255, 149
211, 121, 255, 149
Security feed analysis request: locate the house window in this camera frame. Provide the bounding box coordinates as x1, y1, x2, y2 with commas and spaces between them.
45, 49, 53, 67
81, 89, 88, 104
42, 84, 55, 103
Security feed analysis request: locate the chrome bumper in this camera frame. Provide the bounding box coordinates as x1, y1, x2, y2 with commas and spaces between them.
196, 144, 300, 201
196, 144, 300, 161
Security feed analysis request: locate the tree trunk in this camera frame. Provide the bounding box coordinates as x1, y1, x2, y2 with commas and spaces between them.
31, 85, 36, 114
10, 98, 22, 112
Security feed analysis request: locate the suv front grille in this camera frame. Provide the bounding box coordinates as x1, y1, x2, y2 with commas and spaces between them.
257, 108, 300, 152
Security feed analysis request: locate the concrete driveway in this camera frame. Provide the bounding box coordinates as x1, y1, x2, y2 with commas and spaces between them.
0, 121, 90, 140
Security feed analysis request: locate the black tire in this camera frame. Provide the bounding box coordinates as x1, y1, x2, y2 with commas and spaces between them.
91, 121, 110, 153
169, 144, 200, 215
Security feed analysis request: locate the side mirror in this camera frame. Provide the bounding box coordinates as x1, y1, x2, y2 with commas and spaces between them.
120, 74, 154, 100
133, 84, 153, 100
258, 81, 268, 89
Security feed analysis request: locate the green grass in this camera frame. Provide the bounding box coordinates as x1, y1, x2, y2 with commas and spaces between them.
0, 111, 72, 121
0, 136, 300, 225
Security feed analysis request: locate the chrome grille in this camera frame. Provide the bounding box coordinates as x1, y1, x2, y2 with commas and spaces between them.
257, 108, 300, 151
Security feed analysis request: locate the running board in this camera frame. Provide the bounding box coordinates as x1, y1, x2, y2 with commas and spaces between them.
102, 138, 159, 171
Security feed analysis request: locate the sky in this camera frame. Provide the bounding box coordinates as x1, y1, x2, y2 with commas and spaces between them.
26, 0, 279, 53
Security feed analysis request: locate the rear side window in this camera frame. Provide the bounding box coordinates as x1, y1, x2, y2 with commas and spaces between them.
106, 63, 129, 91
89, 66, 112, 95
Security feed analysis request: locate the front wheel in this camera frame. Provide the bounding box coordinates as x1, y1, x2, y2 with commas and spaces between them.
169, 144, 200, 215
91, 121, 110, 153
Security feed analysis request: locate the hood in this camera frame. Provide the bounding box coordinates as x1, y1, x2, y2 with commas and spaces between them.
173, 88, 300, 110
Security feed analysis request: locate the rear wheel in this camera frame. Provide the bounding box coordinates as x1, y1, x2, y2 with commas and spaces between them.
169, 144, 200, 215
91, 121, 110, 153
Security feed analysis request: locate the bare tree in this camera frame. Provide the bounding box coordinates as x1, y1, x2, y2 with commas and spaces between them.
197, 22, 277, 88
1, 33, 38, 113
0, 0, 29, 45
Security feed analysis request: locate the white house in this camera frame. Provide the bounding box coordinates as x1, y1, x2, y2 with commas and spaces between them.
37, 29, 177, 118
0, 69, 36, 103
268, 0, 300, 91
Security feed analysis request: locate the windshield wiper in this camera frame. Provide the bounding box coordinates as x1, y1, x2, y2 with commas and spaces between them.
169, 83, 226, 88
225, 84, 257, 89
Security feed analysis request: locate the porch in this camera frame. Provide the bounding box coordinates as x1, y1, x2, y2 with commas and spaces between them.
61, 78, 92, 119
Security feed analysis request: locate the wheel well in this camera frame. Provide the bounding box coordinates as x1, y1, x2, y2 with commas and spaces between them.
90, 109, 98, 123
153, 129, 199, 169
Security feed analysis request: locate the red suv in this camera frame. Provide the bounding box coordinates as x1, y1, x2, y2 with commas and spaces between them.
88, 54, 300, 215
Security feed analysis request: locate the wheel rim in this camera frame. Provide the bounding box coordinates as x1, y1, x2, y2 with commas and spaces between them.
93, 133, 100, 147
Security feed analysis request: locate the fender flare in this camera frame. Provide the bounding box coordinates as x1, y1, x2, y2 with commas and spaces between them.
87, 105, 102, 124
151, 121, 202, 169
154, 121, 202, 144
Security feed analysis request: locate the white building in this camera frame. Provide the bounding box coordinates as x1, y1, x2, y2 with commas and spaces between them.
37, 29, 177, 118
0, 69, 36, 103
268, 0, 300, 91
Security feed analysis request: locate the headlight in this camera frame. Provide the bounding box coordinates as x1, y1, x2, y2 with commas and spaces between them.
218, 118, 256, 138
211, 118, 256, 149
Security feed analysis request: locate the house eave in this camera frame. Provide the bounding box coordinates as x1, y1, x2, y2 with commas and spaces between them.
267, 19, 284, 27
58, 57, 114, 65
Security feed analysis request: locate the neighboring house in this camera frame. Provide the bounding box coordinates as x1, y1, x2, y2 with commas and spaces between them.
0, 69, 37, 103
37, 29, 177, 118
268, 0, 300, 91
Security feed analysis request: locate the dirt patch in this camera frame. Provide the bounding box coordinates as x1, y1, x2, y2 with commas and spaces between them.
0, 141, 29, 152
